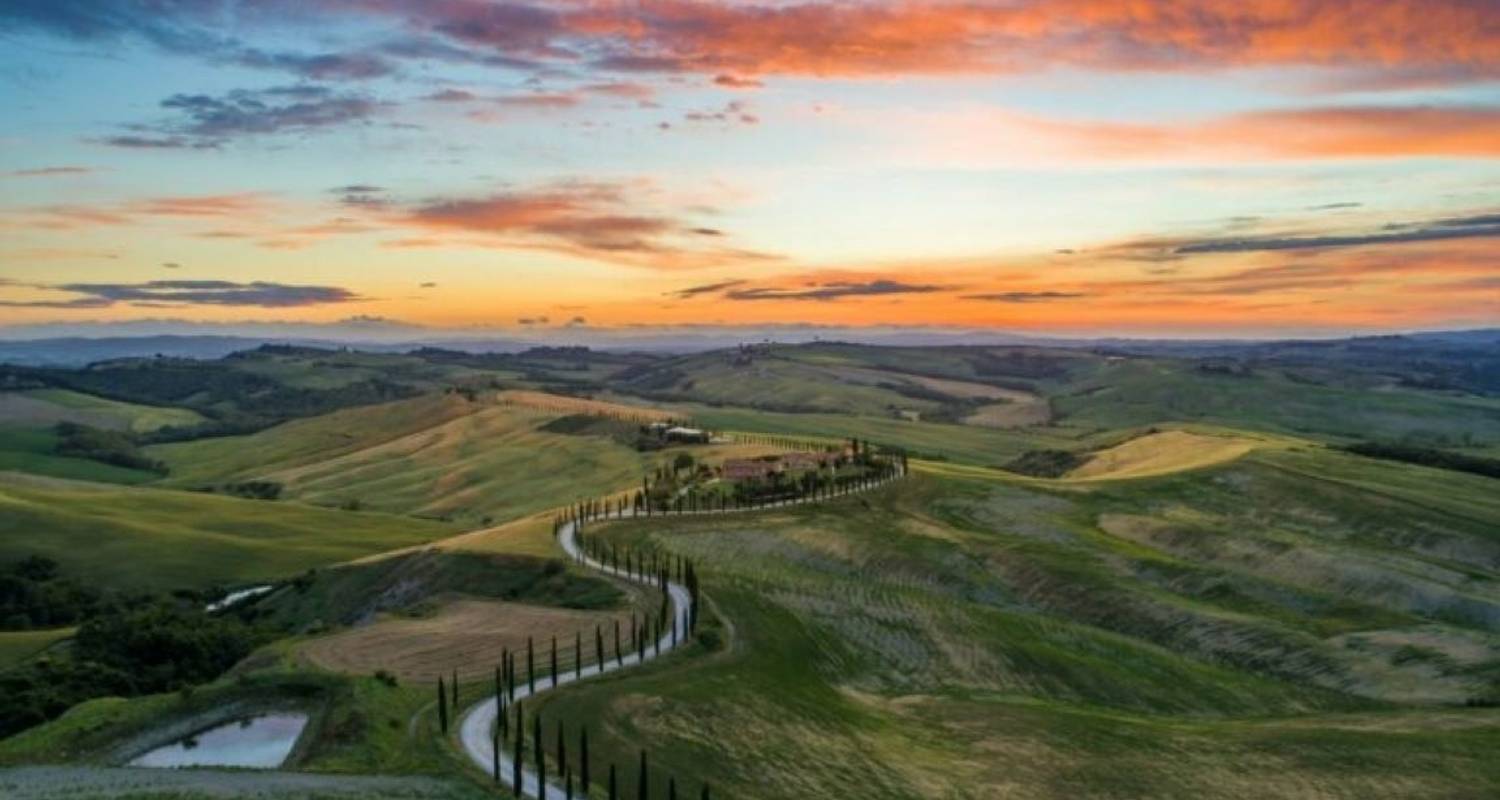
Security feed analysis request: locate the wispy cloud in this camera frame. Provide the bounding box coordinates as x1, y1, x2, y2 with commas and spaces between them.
0, 280, 362, 309
395, 181, 777, 269
670, 279, 745, 299
965, 291, 1087, 303
726, 279, 946, 301
6, 166, 95, 178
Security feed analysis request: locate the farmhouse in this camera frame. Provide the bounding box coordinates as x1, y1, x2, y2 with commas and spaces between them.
723, 458, 778, 480
663, 426, 710, 443
780, 450, 835, 471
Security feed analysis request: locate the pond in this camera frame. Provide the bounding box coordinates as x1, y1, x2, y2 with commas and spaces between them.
128, 712, 308, 769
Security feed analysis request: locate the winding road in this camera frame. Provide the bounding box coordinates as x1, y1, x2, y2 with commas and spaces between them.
458, 469, 904, 798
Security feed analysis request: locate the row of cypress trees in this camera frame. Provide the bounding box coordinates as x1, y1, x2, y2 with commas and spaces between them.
556, 446, 907, 530
495, 706, 712, 800
435, 442, 907, 793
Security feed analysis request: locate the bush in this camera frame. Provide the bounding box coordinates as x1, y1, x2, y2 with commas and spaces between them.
53, 422, 168, 474
1002, 449, 1091, 478
1337, 441, 1500, 479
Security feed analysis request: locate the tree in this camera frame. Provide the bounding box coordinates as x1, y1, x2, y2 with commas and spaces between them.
452, 667, 459, 713
581, 726, 590, 791
609, 764, 618, 800
528, 636, 536, 692
557, 719, 567, 780
638, 749, 649, 800
575, 630, 583, 679
669, 777, 677, 800
701, 784, 710, 800
551, 635, 559, 687
596, 625, 605, 670
512, 701, 524, 797
534, 713, 545, 787
437, 677, 448, 733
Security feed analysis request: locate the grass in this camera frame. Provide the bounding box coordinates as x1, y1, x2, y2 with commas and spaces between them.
1052, 357, 1500, 446
152, 394, 658, 528
0, 628, 74, 669
0, 472, 456, 593
154, 392, 784, 529
507, 449, 1500, 799
0, 426, 159, 485
0, 389, 204, 434
258, 549, 624, 632
1063, 428, 1275, 481
686, 404, 1084, 465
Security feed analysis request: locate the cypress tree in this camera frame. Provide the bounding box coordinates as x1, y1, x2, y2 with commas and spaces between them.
581, 726, 590, 791
614, 619, 622, 666
575, 631, 583, 679
556, 719, 566, 780
452, 668, 459, 713
551, 635, 559, 687
437, 677, 448, 733
596, 625, 605, 669
492, 728, 501, 784
512, 701, 523, 797
669, 777, 677, 800
637, 750, 648, 800
609, 764, 618, 800
701, 784, 710, 800
566, 767, 574, 800
534, 713, 544, 788
527, 636, 536, 692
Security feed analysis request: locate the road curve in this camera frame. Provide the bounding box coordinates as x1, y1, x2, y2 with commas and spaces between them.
458, 470, 903, 798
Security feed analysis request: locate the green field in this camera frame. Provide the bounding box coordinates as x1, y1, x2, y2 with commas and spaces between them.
0, 427, 160, 485
152, 394, 664, 527
0, 472, 456, 593
0, 628, 73, 669
0, 389, 205, 433
3, 340, 1499, 797
524, 447, 1500, 798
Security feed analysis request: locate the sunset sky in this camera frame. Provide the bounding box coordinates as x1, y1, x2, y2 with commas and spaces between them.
1, 1, 1496, 338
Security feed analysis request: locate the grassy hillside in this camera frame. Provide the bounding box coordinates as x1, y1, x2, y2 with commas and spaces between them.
525, 445, 1500, 798
0, 472, 455, 593
619, 343, 1500, 460
152, 394, 660, 527
0, 389, 203, 433
0, 427, 160, 485
0, 628, 73, 669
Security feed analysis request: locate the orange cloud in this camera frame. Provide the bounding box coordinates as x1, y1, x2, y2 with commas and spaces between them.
919, 104, 1500, 165
520, 1, 1500, 78
390, 181, 779, 269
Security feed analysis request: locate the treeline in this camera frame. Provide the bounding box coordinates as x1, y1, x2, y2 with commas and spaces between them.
0, 558, 268, 738
2, 359, 422, 442
1337, 441, 1500, 479
0, 555, 101, 629
54, 422, 168, 475
1003, 449, 1091, 478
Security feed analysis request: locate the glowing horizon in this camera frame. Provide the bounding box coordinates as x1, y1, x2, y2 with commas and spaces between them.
1, 1, 1496, 338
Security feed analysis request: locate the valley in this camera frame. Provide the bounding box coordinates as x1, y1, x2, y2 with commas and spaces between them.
1, 337, 1497, 798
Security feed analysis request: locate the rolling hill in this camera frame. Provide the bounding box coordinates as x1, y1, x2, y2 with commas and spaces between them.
0, 471, 456, 592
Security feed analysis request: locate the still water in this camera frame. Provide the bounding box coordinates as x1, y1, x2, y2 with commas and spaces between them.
129, 713, 308, 769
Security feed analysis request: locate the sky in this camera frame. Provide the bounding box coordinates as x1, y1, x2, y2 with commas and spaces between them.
0, 0, 1496, 340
